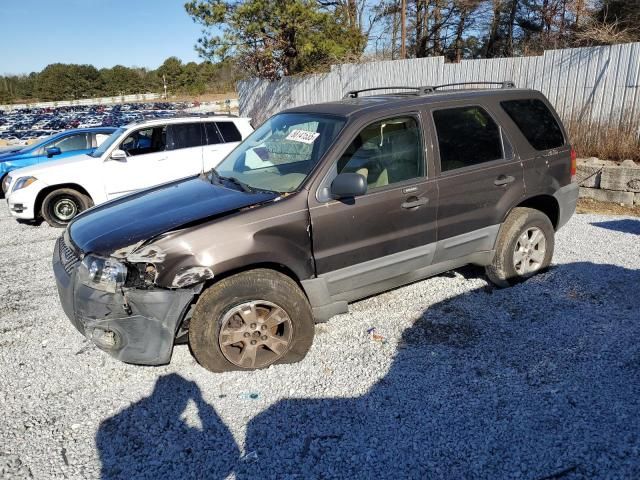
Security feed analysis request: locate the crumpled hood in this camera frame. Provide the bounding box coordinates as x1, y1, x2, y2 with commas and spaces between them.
68, 176, 279, 256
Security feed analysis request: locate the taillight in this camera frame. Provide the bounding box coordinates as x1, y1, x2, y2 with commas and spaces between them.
570, 148, 577, 182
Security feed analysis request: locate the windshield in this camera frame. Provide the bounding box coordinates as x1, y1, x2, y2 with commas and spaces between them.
90, 127, 126, 158
214, 113, 345, 193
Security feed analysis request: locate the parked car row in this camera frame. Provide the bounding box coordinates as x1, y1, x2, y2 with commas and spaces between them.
0, 102, 195, 144
45, 83, 578, 374
3, 116, 252, 226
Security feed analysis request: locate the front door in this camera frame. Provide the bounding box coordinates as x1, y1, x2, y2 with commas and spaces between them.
309, 115, 438, 296
102, 125, 170, 199
428, 104, 524, 261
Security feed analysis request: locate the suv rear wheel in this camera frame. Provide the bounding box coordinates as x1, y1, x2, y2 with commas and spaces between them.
189, 269, 315, 372
41, 188, 92, 228
485, 207, 555, 287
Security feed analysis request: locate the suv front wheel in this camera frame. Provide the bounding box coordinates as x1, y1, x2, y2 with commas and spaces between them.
189, 269, 315, 372
485, 207, 555, 287
41, 188, 93, 228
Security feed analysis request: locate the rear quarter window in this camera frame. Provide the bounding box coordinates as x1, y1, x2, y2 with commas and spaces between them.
216, 122, 242, 143
501, 99, 565, 151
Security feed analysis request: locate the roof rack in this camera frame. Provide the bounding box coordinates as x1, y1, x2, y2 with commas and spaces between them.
422, 81, 516, 92
344, 81, 515, 98
344, 86, 434, 98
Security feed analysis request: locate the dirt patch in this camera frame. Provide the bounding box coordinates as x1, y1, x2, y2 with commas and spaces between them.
577, 198, 640, 217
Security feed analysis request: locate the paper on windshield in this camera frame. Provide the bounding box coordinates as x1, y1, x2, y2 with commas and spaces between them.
285, 129, 320, 144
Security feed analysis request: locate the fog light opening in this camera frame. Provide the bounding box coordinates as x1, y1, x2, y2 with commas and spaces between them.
89, 328, 121, 350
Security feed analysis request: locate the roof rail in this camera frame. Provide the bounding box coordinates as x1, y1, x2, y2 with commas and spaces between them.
422, 81, 516, 92
344, 81, 515, 98
344, 86, 434, 98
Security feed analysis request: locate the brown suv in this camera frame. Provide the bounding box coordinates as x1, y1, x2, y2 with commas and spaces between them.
53, 83, 578, 372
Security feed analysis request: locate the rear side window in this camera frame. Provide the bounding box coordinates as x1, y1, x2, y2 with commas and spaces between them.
204, 122, 223, 145
168, 123, 204, 150
433, 106, 503, 172
216, 122, 242, 142
501, 99, 564, 150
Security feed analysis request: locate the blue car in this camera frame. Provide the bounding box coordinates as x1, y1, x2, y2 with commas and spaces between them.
1, 127, 116, 195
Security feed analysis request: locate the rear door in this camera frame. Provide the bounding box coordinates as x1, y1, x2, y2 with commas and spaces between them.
164, 122, 206, 178
309, 114, 438, 296
428, 103, 524, 261
203, 120, 243, 171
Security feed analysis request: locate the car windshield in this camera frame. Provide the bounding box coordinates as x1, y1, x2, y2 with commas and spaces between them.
90, 127, 126, 158
214, 113, 346, 193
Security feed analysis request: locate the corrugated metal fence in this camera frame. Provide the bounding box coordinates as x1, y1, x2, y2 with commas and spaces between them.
238, 43, 640, 128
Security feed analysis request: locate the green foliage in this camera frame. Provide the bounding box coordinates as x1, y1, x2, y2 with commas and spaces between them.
0, 58, 239, 104
185, 0, 364, 79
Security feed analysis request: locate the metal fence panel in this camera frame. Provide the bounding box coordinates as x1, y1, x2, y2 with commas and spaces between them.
238, 43, 640, 130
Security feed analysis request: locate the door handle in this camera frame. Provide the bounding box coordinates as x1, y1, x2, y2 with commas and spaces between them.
494, 175, 515, 186
157, 156, 169, 162
401, 196, 429, 209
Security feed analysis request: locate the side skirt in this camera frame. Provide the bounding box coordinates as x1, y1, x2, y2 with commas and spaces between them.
302, 225, 499, 323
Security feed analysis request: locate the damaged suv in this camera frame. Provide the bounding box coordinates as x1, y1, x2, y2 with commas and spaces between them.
53, 83, 578, 372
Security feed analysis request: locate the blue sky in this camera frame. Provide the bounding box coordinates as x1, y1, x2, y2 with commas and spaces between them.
0, 0, 206, 75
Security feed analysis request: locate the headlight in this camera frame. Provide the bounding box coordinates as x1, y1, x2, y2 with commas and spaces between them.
78, 255, 128, 293
12, 176, 37, 192
2, 174, 11, 193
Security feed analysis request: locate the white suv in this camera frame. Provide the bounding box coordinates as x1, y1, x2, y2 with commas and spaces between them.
5, 116, 253, 227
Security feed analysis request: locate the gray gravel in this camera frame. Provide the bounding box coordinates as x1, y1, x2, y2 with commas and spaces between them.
0, 203, 639, 479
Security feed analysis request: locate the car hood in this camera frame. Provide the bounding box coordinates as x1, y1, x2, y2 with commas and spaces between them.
68, 176, 280, 256
0, 148, 31, 161
8, 153, 94, 177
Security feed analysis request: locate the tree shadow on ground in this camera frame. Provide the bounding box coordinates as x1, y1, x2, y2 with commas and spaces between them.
590, 219, 640, 235
240, 262, 640, 479
96, 374, 238, 479
96, 262, 640, 479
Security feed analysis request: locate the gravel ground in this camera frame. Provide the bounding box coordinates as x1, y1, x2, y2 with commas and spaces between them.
0, 203, 638, 480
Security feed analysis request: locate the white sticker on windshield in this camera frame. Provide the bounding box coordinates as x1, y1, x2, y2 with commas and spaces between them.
285, 129, 320, 144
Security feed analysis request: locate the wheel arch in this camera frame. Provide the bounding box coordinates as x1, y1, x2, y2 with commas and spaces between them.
512, 194, 560, 230
34, 183, 93, 219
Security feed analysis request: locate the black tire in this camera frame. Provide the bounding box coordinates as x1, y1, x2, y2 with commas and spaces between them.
41, 188, 93, 228
188, 269, 315, 373
485, 207, 555, 287
0, 173, 9, 199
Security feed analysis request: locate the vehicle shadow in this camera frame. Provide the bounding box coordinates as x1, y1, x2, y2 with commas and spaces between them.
96, 373, 239, 479
240, 262, 640, 479
95, 262, 640, 479
591, 219, 640, 235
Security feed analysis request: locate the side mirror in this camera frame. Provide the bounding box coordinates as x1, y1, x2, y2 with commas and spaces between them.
330, 173, 367, 199
109, 149, 127, 162
46, 147, 61, 158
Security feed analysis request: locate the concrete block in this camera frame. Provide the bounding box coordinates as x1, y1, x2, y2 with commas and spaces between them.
635, 193, 640, 206
600, 165, 640, 192
579, 187, 635, 205
576, 163, 602, 188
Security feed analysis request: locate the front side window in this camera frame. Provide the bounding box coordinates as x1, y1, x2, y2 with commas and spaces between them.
90, 127, 125, 157
337, 117, 424, 189
167, 123, 204, 150
501, 99, 565, 151
433, 106, 503, 172
120, 126, 167, 156
215, 113, 345, 193
52, 134, 89, 153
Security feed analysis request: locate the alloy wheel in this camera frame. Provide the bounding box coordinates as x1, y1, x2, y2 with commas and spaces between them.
218, 300, 293, 369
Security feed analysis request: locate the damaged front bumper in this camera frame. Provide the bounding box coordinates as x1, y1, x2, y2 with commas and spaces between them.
53, 235, 198, 365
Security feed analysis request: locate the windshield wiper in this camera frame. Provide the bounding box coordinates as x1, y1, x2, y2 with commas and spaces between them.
208, 168, 254, 193
221, 175, 255, 193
